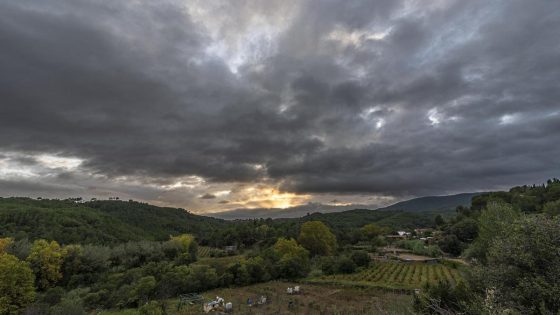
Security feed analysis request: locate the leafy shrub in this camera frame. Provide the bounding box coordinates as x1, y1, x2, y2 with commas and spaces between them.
336, 256, 357, 274
319, 256, 337, 275
139, 301, 165, 315
413, 281, 473, 314
350, 251, 370, 268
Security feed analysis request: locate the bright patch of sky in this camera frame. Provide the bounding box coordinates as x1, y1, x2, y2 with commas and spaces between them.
326, 25, 391, 48
499, 113, 520, 125
428, 107, 442, 125
36, 154, 82, 170
0, 152, 83, 179
187, 1, 296, 73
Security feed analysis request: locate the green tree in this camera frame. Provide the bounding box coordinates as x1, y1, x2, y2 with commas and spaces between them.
26, 239, 66, 290
472, 215, 560, 314
336, 256, 357, 274
466, 202, 520, 263
61, 244, 84, 286
0, 238, 13, 254
274, 238, 308, 259
0, 254, 35, 315
273, 238, 310, 278
49, 290, 87, 315
449, 218, 478, 242
434, 214, 446, 227
298, 221, 337, 256
543, 199, 560, 217
139, 301, 165, 315
167, 234, 198, 264
437, 235, 463, 256
413, 281, 474, 314
350, 250, 370, 268
360, 223, 385, 241
131, 276, 157, 305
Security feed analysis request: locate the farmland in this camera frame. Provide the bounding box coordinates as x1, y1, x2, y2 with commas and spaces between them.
308, 262, 463, 290
102, 281, 415, 315
197, 246, 213, 257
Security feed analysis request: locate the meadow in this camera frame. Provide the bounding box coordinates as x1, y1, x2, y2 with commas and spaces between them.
100, 281, 415, 315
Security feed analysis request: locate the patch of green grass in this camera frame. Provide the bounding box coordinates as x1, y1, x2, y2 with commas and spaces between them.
98, 310, 140, 315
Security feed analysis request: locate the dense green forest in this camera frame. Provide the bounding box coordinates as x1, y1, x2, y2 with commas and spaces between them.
0, 198, 227, 245
0, 197, 448, 248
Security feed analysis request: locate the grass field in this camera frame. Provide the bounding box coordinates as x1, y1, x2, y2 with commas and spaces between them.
99, 281, 414, 315
169, 281, 414, 315
307, 262, 463, 290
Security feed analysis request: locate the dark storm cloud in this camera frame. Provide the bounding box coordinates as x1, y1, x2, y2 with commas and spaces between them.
0, 0, 559, 202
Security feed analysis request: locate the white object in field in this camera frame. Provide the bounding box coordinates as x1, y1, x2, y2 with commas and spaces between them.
203, 303, 213, 313
287, 287, 293, 294
258, 295, 267, 304
294, 286, 300, 293
216, 296, 224, 305
225, 302, 233, 310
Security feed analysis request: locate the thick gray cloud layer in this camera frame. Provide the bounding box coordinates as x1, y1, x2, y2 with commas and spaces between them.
0, 0, 559, 210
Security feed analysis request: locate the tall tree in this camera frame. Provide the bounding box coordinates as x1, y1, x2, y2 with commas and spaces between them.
273, 238, 310, 278
360, 223, 384, 240
298, 221, 337, 256
466, 202, 520, 263
0, 254, 35, 315
0, 238, 13, 253
472, 215, 560, 313
26, 239, 66, 290
167, 234, 198, 264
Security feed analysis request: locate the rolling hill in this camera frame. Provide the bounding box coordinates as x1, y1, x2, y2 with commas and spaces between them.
377, 192, 481, 212
0, 192, 481, 245
0, 197, 226, 245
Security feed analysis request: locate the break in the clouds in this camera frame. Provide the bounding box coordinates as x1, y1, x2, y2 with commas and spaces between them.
1, 0, 559, 213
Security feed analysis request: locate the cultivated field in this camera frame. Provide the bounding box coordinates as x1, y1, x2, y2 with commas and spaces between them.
308, 262, 463, 290
197, 246, 213, 257
168, 281, 414, 315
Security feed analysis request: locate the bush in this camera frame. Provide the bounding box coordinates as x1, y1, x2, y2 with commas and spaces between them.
397, 240, 442, 257
139, 301, 165, 315
413, 281, 474, 314
320, 256, 337, 275
131, 276, 157, 305
350, 251, 370, 268
40, 287, 65, 306
277, 255, 310, 279
437, 235, 463, 256
336, 256, 357, 274
449, 218, 479, 243
48, 292, 87, 315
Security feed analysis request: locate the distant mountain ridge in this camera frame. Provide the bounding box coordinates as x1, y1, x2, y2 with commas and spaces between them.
376, 192, 481, 212
211, 192, 482, 220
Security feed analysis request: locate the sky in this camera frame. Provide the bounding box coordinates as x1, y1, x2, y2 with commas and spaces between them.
0, 0, 559, 214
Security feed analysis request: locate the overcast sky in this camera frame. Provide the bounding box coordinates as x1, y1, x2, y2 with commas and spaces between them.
1, 0, 559, 213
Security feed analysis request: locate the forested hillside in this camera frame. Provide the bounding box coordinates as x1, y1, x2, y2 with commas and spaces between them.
0, 198, 451, 248
0, 198, 226, 245
379, 193, 481, 212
